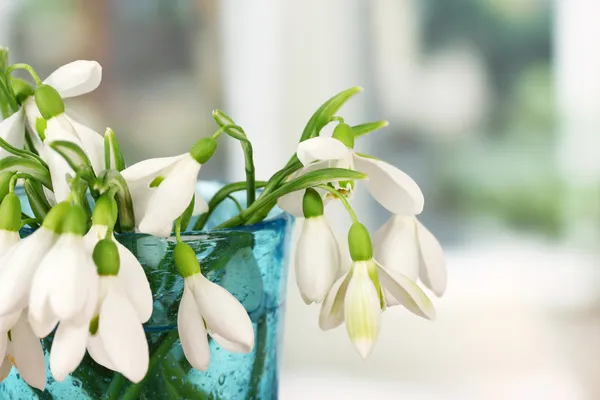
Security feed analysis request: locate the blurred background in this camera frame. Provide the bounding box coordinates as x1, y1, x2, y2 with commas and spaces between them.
2, 0, 600, 399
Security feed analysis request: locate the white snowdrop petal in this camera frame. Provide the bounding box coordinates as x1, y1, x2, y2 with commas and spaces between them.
416, 219, 447, 297
0, 331, 7, 361
0, 109, 25, 157
0, 230, 20, 260
50, 322, 88, 382
353, 154, 424, 215
9, 314, 46, 390
296, 136, 349, 166
121, 155, 185, 183
193, 194, 209, 216
344, 262, 382, 359
43, 60, 102, 98
98, 279, 149, 383
138, 156, 201, 237
376, 263, 436, 320
318, 272, 351, 331
0, 357, 12, 383
0, 310, 21, 333
276, 160, 333, 217
295, 217, 340, 304
66, 116, 105, 175
87, 334, 116, 371
192, 275, 254, 353
23, 97, 43, 151
178, 283, 210, 371
117, 242, 153, 323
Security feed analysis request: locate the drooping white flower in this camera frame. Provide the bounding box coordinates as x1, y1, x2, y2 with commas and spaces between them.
0, 201, 70, 318
294, 188, 340, 304
174, 242, 254, 370
29, 204, 99, 338
277, 122, 424, 217
121, 137, 217, 237
319, 223, 435, 358
0, 60, 102, 157
373, 215, 447, 298
34, 82, 104, 202
0, 193, 22, 257
0, 311, 46, 390
50, 239, 148, 383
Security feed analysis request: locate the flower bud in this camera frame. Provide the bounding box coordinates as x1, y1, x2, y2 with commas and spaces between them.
174, 242, 201, 278
302, 188, 324, 218
60, 204, 88, 236
34, 84, 65, 120
10, 78, 34, 105
92, 194, 118, 228
0, 193, 21, 232
42, 201, 71, 233
190, 137, 218, 164
348, 222, 373, 261
93, 239, 120, 276
332, 123, 355, 149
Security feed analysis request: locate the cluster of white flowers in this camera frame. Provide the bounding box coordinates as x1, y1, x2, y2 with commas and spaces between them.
0, 54, 446, 391
0, 60, 254, 389
278, 121, 447, 358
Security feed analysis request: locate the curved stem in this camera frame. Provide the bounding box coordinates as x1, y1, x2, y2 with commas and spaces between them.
8, 172, 33, 192
316, 184, 358, 223
192, 180, 267, 231
6, 63, 42, 85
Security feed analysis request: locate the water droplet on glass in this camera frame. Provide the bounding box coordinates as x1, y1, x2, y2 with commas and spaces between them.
218, 374, 226, 385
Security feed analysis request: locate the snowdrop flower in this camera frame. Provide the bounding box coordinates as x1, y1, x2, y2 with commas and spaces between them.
0, 311, 46, 390
50, 239, 149, 383
29, 204, 99, 338
174, 242, 254, 370
319, 222, 435, 358
121, 137, 217, 237
0, 201, 70, 317
83, 195, 153, 322
0, 193, 22, 257
0, 61, 102, 157
374, 215, 447, 298
34, 83, 104, 202
295, 188, 340, 304
278, 122, 424, 217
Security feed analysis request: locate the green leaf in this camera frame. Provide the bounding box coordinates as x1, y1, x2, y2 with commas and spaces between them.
300, 86, 364, 142
49, 140, 95, 181
272, 167, 366, 199
0, 156, 52, 189
104, 128, 126, 171
0, 136, 48, 168
24, 178, 51, 220
352, 120, 389, 138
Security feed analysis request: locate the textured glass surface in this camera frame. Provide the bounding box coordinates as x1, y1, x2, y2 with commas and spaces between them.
2, 182, 294, 399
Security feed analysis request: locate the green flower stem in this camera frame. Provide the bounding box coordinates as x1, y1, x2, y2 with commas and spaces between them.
316, 184, 358, 223
6, 63, 43, 85
20, 217, 40, 229
107, 330, 180, 400
245, 314, 268, 400
192, 180, 267, 231
8, 172, 34, 193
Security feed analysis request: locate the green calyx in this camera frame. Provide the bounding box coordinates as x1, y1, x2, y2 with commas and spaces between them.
174, 242, 201, 278
60, 204, 88, 236
93, 239, 120, 276
10, 78, 34, 105
332, 123, 355, 149
42, 201, 71, 233
190, 137, 218, 164
348, 222, 373, 261
302, 188, 324, 218
34, 84, 65, 120
92, 195, 118, 228
0, 193, 21, 232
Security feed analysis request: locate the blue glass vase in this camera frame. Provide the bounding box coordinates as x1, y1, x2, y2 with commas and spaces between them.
1, 182, 294, 399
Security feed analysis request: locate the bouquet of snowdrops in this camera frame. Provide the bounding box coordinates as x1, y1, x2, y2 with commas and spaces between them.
0, 48, 446, 391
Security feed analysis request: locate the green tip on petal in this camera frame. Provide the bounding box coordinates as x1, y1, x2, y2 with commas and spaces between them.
332, 123, 355, 149
348, 222, 373, 261
92, 194, 118, 228
60, 204, 88, 236
34, 84, 65, 120
93, 239, 120, 276
89, 315, 99, 335
35, 118, 47, 141
190, 137, 218, 164
10, 78, 34, 105
302, 188, 324, 218
0, 193, 21, 232
174, 242, 201, 278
